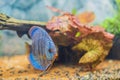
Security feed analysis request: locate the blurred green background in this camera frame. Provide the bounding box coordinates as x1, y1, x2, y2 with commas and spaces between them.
0, 0, 119, 56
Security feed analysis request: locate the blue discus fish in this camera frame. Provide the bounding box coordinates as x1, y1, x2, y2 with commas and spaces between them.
28, 26, 57, 71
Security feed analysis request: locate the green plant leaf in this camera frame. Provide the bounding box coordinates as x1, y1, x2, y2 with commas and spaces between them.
75, 32, 81, 37
71, 8, 77, 15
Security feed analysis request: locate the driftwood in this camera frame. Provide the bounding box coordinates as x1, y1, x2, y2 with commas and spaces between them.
0, 13, 46, 37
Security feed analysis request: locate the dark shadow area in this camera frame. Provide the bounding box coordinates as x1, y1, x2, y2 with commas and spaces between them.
56, 45, 86, 64
107, 35, 120, 60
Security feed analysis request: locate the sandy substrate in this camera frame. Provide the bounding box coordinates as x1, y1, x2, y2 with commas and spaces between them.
0, 55, 120, 80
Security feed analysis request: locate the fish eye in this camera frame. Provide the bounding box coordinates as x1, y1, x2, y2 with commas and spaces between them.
54, 30, 60, 33
49, 49, 52, 53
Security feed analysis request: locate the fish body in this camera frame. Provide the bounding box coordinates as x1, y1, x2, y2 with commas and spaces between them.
28, 26, 57, 71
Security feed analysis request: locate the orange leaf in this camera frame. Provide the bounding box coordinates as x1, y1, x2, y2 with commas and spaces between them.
77, 11, 95, 24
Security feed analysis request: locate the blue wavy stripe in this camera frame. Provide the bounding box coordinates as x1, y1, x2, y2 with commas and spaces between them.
29, 52, 50, 70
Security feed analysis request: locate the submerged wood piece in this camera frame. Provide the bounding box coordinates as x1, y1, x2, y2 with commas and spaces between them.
0, 13, 46, 29
0, 13, 46, 37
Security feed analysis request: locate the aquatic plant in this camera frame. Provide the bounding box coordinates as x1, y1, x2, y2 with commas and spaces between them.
101, 0, 120, 35
72, 32, 113, 69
